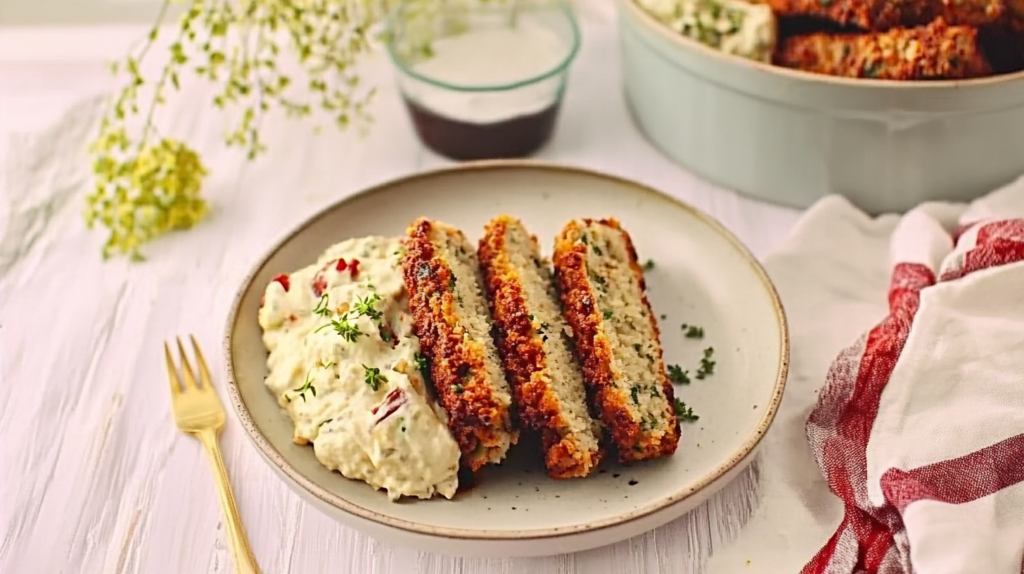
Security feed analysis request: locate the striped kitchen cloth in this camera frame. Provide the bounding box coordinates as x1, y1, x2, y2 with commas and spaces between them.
704, 175, 1024, 574
802, 180, 1024, 573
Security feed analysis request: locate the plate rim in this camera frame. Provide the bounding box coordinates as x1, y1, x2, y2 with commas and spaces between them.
223, 159, 790, 541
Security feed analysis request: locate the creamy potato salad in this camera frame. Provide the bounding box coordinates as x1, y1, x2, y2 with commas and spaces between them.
258, 236, 461, 501
637, 0, 776, 62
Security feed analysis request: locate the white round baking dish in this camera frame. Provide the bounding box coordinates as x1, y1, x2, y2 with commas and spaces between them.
617, 0, 1024, 213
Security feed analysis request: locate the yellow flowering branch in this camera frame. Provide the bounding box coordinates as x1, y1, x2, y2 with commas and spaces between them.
86, 0, 520, 260
86, 0, 390, 260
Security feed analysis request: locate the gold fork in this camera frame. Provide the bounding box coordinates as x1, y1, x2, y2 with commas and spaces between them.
164, 335, 262, 574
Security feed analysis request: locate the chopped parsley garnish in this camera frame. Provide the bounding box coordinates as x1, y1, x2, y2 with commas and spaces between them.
630, 384, 640, 406
312, 294, 331, 317
318, 418, 333, 429
696, 347, 716, 379
528, 314, 535, 321
414, 353, 432, 385
648, 413, 659, 428
592, 275, 606, 285
660, 314, 667, 320
668, 364, 690, 384
674, 398, 699, 422
633, 343, 642, 352
593, 245, 603, 256
643, 259, 655, 271
580, 234, 588, 245
453, 384, 464, 394
448, 274, 457, 291
536, 319, 550, 341
289, 369, 317, 402
380, 329, 392, 343
649, 385, 660, 398
603, 310, 613, 321
682, 324, 705, 339
313, 298, 367, 343
362, 365, 387, 391
352, 293, 382, 321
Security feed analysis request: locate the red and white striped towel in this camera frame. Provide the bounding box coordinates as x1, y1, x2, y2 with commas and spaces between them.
706, 177, 1024, 574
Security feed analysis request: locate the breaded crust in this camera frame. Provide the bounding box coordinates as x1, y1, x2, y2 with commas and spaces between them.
757, 0, 1003, 30
478, 215, 604, 479
402, 218, 516, 471
552, 218, 680, 464
775, 18, 992, 80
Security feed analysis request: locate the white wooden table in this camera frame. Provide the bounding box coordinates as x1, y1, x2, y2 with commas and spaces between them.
0, 3, 803, 573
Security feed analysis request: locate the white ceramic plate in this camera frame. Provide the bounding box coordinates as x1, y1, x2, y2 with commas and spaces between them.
224, 161, 788, 558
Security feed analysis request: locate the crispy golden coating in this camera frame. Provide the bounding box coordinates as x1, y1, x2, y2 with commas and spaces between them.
1009, 0, 1024, 30
552, 219, 680, 464
757, 0, 1004, 30
931, 0, 1007, 26
478, 215, 604, 479
775, 18, 992, 79
402, 218, 517, 471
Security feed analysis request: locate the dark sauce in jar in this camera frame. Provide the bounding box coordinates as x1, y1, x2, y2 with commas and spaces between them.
403, 97, 562, 161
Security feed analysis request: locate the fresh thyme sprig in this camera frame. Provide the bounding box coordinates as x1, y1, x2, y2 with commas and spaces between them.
312, 294, 331, 317
363, 365, 388, 391
313, 293, 363, 341
288, 359, 335, 403
329, 315, 364, 342
313, 291, 392, 343
353, 293, 383, 321
289, 368, 318, 403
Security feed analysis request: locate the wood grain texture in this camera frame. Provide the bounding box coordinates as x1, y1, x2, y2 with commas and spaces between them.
0, 3, 801, 573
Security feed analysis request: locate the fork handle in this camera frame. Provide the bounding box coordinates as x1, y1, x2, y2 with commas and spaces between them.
197, 429, 263, 574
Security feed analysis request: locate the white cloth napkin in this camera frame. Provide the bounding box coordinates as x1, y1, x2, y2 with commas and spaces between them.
706, 177, 1024, 574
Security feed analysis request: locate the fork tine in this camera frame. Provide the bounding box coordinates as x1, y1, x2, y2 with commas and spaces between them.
164, 342, 182, 396
176, 336, 199, 390
190, 335, 214, 390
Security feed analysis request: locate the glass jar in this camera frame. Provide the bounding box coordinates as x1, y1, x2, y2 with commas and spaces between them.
385, 1, 581, 161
